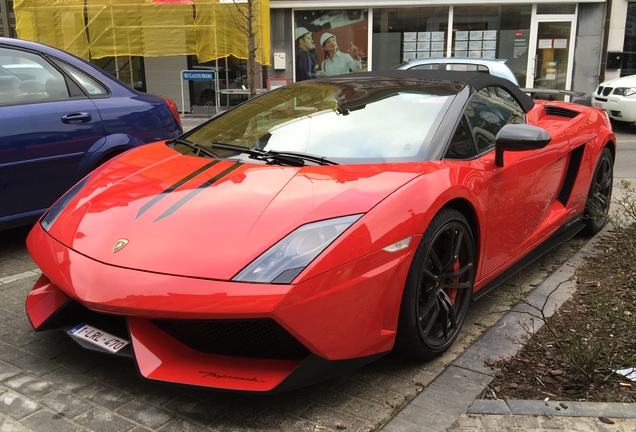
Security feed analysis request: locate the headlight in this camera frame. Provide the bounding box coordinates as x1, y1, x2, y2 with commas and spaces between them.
613, 87, 636, 97
233, 214, 363, 284
40, 176, 89, 232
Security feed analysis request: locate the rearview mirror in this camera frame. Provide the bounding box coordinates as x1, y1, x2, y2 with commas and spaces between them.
494, 124, 551, 167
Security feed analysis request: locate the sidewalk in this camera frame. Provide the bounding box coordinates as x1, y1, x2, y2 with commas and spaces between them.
381, 226, 636, 432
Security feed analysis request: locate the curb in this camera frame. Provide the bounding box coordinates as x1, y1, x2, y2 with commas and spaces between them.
380, 224, 636, 431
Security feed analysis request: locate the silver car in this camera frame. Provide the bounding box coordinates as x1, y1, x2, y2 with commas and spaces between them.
394, 57, 519, 86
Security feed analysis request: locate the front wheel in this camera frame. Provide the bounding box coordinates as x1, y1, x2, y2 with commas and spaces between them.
581, 147, 613, 236
394, 208, 475, 360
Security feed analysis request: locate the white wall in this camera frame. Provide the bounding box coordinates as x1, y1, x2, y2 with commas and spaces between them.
144, 56, 190, 113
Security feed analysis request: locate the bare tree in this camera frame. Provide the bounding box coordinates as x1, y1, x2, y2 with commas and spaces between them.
225, 0, 264, 99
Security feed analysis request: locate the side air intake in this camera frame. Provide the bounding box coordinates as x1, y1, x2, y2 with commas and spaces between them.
545, 106, 580, 119
557, 145, 585, 206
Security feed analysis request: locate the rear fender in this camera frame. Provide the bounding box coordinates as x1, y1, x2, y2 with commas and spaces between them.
76, 133, 148, 177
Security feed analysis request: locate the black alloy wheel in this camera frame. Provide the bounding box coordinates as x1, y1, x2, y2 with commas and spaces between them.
394, 208, 475, 360
582, 147, 613, 236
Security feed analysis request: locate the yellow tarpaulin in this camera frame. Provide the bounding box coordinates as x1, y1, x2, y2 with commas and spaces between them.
14, 0, 271, 65
14, 0, 91, 60
87, 0, 197, 59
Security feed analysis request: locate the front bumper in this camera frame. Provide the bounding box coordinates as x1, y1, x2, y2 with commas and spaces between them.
591, 94, 636, 123
26, 223, 415, 392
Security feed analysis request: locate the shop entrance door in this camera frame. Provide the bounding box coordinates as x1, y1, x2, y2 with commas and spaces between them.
527, 17, 576, 98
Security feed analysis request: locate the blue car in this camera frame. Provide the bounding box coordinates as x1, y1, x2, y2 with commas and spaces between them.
0, 37, 182, 231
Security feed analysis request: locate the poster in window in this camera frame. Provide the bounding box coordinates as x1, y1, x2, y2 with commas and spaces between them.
294, 9, 368, 81
455, 41, 468, 51
483, 30, 497, 40
538, 39, 553, 49
554, 39, 568, 49
456, 31, 469, 41
403, 32, 417, 41
483, 40, 497, 50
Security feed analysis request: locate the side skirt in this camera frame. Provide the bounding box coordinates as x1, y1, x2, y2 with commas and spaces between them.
472, 213, 585, 302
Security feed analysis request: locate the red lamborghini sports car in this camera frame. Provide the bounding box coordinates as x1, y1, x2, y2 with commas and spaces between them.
26, 71, 615, 393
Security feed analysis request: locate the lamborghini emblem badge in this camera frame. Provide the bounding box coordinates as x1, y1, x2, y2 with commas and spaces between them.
113, 239, 129, 253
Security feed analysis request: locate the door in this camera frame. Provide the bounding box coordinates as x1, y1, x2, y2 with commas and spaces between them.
526, 13, 577, 97
0, 46, 104, 223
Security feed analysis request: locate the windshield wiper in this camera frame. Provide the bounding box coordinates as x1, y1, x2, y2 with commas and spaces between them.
210, 141, 338, 166
168, 138, 219, 158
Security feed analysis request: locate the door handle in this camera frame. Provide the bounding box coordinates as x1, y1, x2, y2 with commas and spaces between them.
61, 112, 92, 124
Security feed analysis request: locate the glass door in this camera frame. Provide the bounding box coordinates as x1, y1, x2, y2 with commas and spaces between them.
527, 12, 577, 98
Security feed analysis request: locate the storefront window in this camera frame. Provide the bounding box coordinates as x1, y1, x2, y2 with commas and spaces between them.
372, 7, 449, 70
293, 9, 368, 82
188, 55, 248, 108
452, 5, 531, 84
537, 4, 576, 15
92, 56, 145, 92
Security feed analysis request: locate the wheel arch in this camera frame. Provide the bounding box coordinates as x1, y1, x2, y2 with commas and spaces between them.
441, 198, 480, 263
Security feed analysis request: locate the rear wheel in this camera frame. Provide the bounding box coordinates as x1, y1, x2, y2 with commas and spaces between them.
581, 147, 613, 236
394, 208, 475, 360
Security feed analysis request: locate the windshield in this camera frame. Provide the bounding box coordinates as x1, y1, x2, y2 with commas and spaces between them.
181, 79, 459, 164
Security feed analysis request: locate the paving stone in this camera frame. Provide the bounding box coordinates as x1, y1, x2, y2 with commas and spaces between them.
39, 389, 91, 419
0, 415, 32, 432
164, 395, 226, 424
19, 409, 83, 432
0, 362, 21, 382
116, 400, 175, 429
77, 382, 134, 410
74, 407, 137, 432
9, 353, 60, 377
157, 418, 209, 432
42, 367, 95, 392
3, 374, 54, 398
0, 390, 40, 420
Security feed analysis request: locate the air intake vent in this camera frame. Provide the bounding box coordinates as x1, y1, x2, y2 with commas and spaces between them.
557, 145, 585, 206
153, 318, 311, 360
545, 106, 580, 119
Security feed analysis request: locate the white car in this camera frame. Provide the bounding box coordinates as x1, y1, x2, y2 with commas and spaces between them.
592, 74, 636, 123
394, 57, 519, 85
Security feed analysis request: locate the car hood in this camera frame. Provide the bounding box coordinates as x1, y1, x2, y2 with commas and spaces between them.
48, 143, 423, 280
597, 74, 636, 89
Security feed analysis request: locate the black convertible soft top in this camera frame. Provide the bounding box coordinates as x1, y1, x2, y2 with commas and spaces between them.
332, 69, 535, 113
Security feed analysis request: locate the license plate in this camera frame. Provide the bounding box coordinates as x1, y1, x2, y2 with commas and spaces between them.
593, 101, 603, 108
68, 323, 130, 353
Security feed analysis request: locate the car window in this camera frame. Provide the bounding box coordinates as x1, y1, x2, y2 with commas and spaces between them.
185, 81, 459, 163
462, 86, 526, 154
0, 47, 70, 104
446, 116, 476, 159
410, 63, 440, 70
58, 62, 108, 96
446, 64, 489, 73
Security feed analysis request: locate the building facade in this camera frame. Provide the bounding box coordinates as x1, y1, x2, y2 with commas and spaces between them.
1, 0, 634, 112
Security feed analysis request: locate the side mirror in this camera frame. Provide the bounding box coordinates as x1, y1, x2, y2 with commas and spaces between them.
494, 124, 551, 167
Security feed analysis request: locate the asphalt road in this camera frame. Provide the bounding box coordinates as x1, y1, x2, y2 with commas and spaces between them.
0, 124, 634, 431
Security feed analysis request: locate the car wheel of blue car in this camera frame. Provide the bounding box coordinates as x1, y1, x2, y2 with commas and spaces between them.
395, 208, 475, 360
582, 147, 613, 236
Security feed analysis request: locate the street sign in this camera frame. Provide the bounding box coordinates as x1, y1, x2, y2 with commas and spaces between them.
182, 71, 215, 81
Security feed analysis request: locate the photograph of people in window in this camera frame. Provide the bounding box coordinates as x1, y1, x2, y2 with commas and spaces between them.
294, 9, 368, 82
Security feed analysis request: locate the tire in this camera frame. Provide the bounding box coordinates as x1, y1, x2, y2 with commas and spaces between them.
394, 208, 476, 360
581, 147, 613, 236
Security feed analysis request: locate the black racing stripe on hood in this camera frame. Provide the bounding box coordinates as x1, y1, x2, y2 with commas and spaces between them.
154, 161, 244, 222
136, 160, 220, 219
